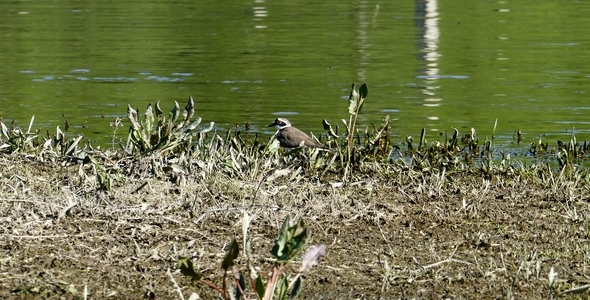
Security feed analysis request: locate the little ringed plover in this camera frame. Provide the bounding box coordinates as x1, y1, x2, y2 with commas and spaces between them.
268, 118, 326, 149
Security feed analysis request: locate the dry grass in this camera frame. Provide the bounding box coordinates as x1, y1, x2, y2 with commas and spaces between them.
1, 151, 590, 299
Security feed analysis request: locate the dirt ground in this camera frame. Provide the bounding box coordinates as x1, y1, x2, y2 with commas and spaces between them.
1, 154, 590, 299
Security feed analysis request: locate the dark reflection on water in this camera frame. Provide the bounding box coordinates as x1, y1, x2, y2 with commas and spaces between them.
1, 0, 590, 148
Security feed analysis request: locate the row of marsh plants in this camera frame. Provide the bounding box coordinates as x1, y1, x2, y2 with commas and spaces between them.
2, 83, 590, 191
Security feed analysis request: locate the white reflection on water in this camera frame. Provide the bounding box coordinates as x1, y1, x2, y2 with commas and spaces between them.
355, 1, 379, 82
26, 71, 187, 83
271, 111, 298, 116
420, 0, 441, 109
171, 72, 193, 77
416, 75, 469, 80
253, 0, 267, 29
95, 77, 139, 82
416, 0, 442, 132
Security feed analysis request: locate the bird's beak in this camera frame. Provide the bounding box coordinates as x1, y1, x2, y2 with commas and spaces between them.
268, 122, 277, 127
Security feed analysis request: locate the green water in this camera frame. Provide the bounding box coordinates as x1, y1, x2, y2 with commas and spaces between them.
1, 0, 590, 148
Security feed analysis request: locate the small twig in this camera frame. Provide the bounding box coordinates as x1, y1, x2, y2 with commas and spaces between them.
324, 265, 344, 271
132, 238, 141, 257
398, 187, 417, 204
166, 268, 185, 300
413, 257, 425, 272
222, 272, 228, 300
199, 279, 225, 295
131, 182, 149, 194
163, 216, 182, 225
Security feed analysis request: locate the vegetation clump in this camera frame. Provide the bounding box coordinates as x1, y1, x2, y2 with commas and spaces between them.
1, 84, 590, 298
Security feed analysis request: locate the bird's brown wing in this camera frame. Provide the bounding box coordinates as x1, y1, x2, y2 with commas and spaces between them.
283, 127, 324, 148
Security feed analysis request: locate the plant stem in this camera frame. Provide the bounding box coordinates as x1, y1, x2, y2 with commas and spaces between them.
345, 97, 364, 180
263, 265, 282, 300
223, 272, 228, 299
234, 276, 248, 300
199, 279, 226, 296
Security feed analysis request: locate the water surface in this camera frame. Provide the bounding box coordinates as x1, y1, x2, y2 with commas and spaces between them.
1, 0, 590, 148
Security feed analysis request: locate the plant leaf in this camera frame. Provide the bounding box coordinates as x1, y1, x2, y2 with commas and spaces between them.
255, 274, 266, 299
171, 101, 181, 123
271, 217, 308, 263
0, 121, 9, 139
184, 96, 195, 123
56, 126, 64, 142
356, 83, 368, 113
178, 257, 202, 281
183, 117, 203, 132
201, 121, 215, 133
155, 100, 164, 118
323, 119, 338, 138
242, 212, 250, 257
145, 103, 154, 134
286, 219, 308, 262
322, 119, 331, 131
341, 119, 349, 133
359, 83, 368, 99
271, 216, 292, 260
348, 82, 358, 102
222, 239, 240, 270
348, 83, 360, 115
265, 139, 281, 154
274, 277, 289, 300
559, 284, 590, 296
288, 276, 303, 300
127, 105, 141, 131
235, 273, 246, 300
27, 116, 35, 134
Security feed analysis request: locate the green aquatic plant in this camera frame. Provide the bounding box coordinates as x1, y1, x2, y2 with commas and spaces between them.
125, 96, 214, 156
530, 135, 549, 157
556, 128, 590, 171
0, 116, 39, 153
4, 88, 590, 189
341, 83, 368, 179
0, 116, 87, 162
